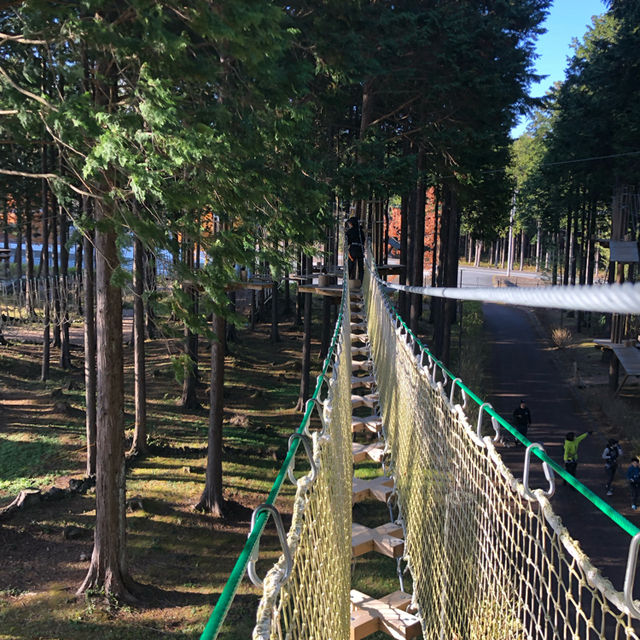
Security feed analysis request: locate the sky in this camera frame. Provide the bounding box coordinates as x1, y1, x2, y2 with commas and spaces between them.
511, 0, 607, 138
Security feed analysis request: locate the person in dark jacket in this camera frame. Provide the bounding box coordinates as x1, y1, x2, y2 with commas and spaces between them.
627, 457, 640, 510
346, 217, 365, 282
602, 438, 622, 496
512, 399, 532, 443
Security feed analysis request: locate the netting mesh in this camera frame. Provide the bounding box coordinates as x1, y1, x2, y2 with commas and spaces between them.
252, 288, 353, 640
363, 267, 640, 640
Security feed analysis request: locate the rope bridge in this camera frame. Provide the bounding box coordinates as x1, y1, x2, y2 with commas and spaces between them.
201, 262, 640, 640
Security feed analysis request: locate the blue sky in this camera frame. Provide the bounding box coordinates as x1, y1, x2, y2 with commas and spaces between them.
512, 0, 607, 137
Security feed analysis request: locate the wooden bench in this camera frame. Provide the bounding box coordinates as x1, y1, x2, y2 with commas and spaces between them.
612, 345, 640, 396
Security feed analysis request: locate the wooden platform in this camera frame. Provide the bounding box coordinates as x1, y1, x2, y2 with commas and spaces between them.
376, 264, 405, 277
351, 392, 379, 410
351, 414, 382, 434
350, 590, 420, 640
351, 374, 375, 389
352, 442, 384, 464
352, 476, 394, 504
297, 284, 343, 297
612, 344, 640, 396
227, 279, 274, 292
352, 522, 404, 558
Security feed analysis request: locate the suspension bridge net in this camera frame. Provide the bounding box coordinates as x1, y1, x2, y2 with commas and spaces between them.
363, 265, 640, 640
251, 284, 353, 639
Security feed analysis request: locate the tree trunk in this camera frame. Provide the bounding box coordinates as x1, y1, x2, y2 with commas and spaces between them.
83, 218, 97, 477
59, 203, 71, 368
144, 249, 157, 339
270, 279, 280, 343
398, 193, 408, 319
409, 152, 425, 334
129, 235, 147, 457
180, 238, 200, 410
197, 312, 226, 517
296, 255, 312, 412
2, 199, 9, 279
25, 196, 35, 318
78, 199, 134, 602
519, 228, 525, 271
40, 163, 50, 382
50, 185, 61, 349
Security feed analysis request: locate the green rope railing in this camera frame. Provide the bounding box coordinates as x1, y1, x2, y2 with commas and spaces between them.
199, 272, 348, 640
372, 264, 640, 539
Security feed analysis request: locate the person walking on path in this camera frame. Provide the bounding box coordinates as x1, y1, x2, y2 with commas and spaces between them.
512, 399, 532, 443
563, 431, 593, 481
627, 457, 640, 510
346, 217, 365, 283
602, 438, 623, 496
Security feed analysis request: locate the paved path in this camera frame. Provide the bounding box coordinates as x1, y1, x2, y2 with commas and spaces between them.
483, 301, 636, 594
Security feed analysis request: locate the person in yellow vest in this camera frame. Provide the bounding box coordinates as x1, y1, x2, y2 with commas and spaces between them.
563, 431, 594, 480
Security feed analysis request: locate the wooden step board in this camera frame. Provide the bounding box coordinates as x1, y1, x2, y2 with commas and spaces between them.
352, 442, 384, 463
351, 414, 382, 434
351, 392, 379, 410
351, 321, 367, 330
351, 374, 375, 389
350, 590, 420, 640
351, 345, 370, 357
352, 476, 394, 504
352, 359, 372, 373
351, 333, 369, 344
352, 522, 404, 559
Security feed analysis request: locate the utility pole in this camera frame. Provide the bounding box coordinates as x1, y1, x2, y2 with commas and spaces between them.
506, 190, 517, 277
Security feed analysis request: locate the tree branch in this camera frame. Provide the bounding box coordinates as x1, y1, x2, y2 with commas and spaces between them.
0, 33, 48, 45
0, 65, 58, 112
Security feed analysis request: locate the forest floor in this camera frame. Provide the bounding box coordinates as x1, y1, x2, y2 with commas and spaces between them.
0, 303, 319, 640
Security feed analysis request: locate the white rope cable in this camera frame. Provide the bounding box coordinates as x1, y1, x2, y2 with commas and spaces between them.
378, 278, 640, 314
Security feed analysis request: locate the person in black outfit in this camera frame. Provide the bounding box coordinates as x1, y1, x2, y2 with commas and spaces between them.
512, 399, 532, 443
346, 217, 365, 282
602, 438, 622, 496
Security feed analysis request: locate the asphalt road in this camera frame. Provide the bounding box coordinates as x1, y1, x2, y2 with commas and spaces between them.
483, 300, 636, 596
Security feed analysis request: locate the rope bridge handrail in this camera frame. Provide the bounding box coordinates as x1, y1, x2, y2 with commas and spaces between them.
364, 257, 640, 638
199, 267, 351, 640
379, 277, 640, 314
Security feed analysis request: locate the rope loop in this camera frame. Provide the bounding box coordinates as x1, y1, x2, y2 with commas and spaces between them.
522, 443, 555, 501
247, 504, 293, 587
287, 433, 317, 486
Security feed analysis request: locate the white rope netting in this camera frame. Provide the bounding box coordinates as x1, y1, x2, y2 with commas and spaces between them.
363, 266, 640, 640
252, 285, 353, 640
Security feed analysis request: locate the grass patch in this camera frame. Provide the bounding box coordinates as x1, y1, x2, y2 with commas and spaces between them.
0, 433, 73, 497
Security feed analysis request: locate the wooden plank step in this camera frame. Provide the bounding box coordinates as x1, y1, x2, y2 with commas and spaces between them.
352, 441, 385, 463
351, 332, 369, 343
350, 590, 420, 640
351, 414, 382, 434
351, 392, 378, 410
352, 476, 394, 504
352, 359, 372, 372
352, 522, 404, 558
351, 374, 375, 389
351, 345, 369, 357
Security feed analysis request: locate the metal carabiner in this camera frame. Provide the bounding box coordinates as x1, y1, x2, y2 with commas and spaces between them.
522, 443, 555, 500
247, 504, 293, 587
287, 433, 317, 486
